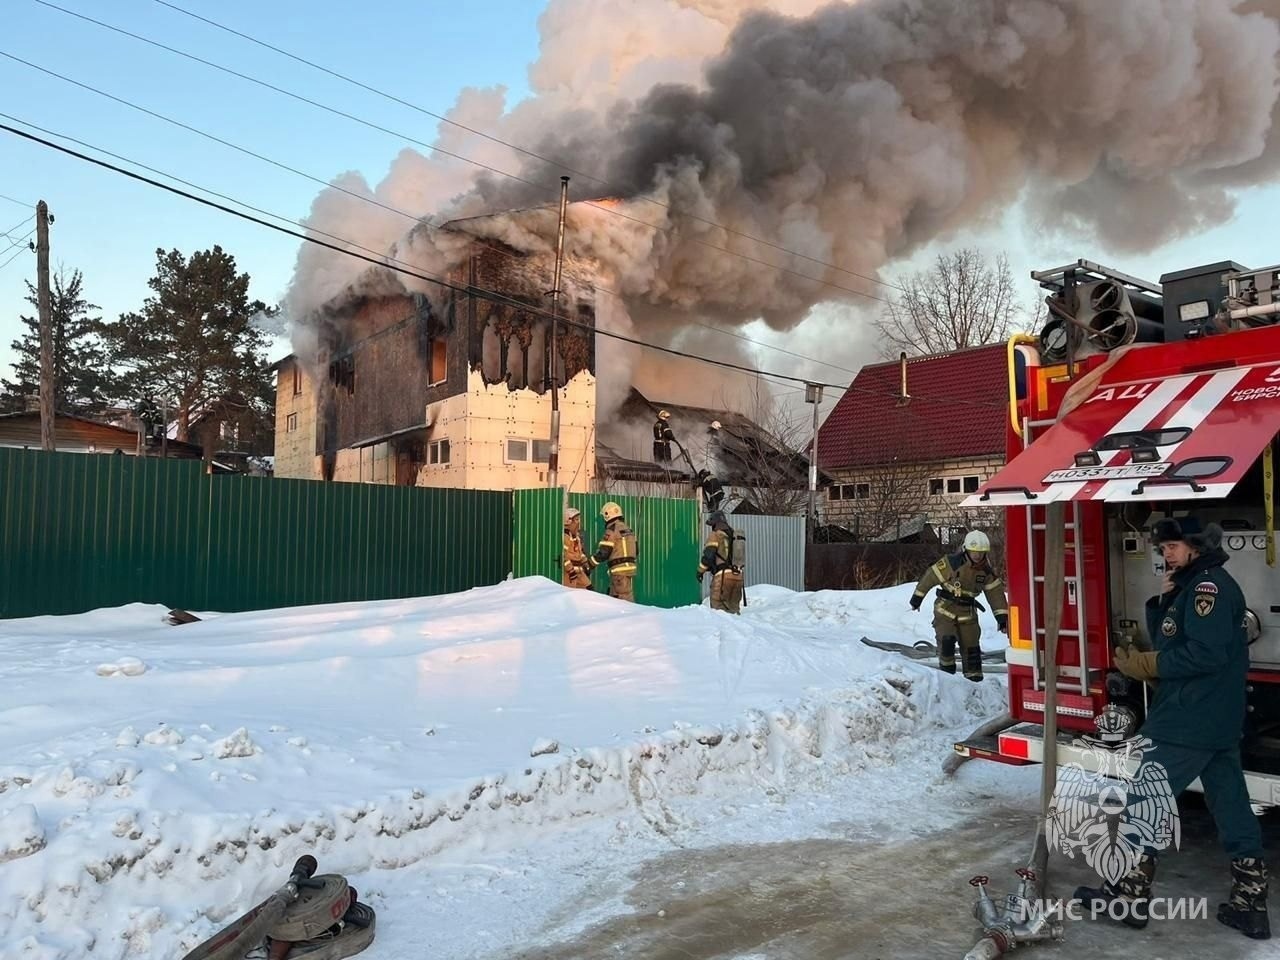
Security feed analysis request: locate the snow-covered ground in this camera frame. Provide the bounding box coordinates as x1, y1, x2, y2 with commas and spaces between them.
0, 578, 1028, 959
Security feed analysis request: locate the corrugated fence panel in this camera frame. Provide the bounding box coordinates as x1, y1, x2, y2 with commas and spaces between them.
558, 492, 699, 608
714, 514, 806, 596
512, 488, 562, 582
0, 449, 514, 618
636, 495, 701, 608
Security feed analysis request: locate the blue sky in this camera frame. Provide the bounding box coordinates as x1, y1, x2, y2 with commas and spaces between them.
0, 0, 544, 374
3, 0, 1280, 390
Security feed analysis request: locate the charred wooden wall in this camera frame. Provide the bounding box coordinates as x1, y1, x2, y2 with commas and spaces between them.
316, 293, 464, 461
463, 245, 595, 393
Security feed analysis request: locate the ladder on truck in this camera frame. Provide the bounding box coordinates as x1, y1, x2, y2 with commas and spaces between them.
1019, 415, 1094, 723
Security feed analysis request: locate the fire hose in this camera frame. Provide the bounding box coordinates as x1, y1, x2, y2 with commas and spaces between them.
962, 502, 1067, 958
180, 856, 375, 960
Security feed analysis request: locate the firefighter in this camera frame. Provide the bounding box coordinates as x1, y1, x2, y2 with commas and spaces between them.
562, 507, 592, 589
1077, 516, 1268, 940
696, 510, 744, 614
694, 469, 725, 512
908, 530, 1008, 680
587, 501, 639, 602
653, 410, 675, 463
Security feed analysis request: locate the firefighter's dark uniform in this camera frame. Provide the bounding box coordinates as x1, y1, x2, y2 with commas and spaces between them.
910, 552, 1008, 680
1097, 519, 1269, 939
653, 418, 674, 462
695, 470, 725, 512
562, 525, 592, 590
589, 517, 638, 602
698, 519, 743, 614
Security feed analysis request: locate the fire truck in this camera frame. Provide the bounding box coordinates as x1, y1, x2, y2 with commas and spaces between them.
952, 258, 1280, 805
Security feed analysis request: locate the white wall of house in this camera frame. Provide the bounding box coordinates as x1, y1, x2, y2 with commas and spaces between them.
274, 359, 319, 480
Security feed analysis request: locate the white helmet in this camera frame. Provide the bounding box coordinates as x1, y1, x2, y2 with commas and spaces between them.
564, 507, 580, 522
963, 530, 991, 552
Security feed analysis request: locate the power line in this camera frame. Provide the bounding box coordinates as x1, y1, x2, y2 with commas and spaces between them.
2, 214, 34, 240
0, 118, 857, 391
25, 3, 896, 306
0, 227, 36, 271
0, 47, 887, 377
0, 192, 32, 208
143, 0, 903, 297
0, 117, 1008, 411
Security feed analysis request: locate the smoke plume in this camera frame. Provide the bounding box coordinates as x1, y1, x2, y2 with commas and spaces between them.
286, 0, 1280, 410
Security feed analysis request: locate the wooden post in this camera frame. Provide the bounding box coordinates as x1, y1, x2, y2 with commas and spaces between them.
36, 200, 54, 451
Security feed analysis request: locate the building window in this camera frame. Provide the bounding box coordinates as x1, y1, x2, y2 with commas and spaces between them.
929, 477, 944, 496
942, 475, 980, 495
328, 355, 355, 395
429, 339, 447, 385
532, 439, 551, 463
828, 485, 843, 501
292, 364, 302, 396
286, 413, 298, 433
428, 439, 450, 465
505, 438, 529, 463
853, 482, 870, 500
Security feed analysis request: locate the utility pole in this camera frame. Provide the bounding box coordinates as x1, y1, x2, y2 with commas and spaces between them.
805, 383, 823, 542
547, 176, 569, 492
36, 200, 55, 451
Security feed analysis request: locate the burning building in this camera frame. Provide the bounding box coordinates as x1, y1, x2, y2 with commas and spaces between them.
274, 206, 598, 490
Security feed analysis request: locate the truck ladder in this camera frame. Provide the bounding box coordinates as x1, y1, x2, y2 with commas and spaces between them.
1020, 417, 1091, 699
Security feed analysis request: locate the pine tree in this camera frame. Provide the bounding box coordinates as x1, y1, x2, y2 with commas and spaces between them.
1, 269, 110, 415
98, 246, 274, 447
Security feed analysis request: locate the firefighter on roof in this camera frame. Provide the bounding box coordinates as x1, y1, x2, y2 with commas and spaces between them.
562, 507, 592, 590
909, 531, 1008, 680
653, 410, 675, 462
587, 501, 639, 602
1077, 516, 1269, 941
696, 510, 744, 614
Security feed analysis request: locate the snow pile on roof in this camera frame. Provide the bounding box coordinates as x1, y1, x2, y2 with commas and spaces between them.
0, 578, 1008, 957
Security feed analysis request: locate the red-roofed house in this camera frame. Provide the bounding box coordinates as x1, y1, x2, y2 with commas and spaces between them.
816, 343, 1008, 541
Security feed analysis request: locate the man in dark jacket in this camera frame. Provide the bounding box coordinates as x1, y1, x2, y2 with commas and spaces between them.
1076, 516, 1268, 940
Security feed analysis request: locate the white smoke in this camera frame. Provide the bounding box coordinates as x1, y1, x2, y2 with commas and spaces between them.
285, 0, 1280, 411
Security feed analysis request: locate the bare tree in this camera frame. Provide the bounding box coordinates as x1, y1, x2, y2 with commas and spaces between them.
708, 380, 813, 516
875, 248, 1036, 358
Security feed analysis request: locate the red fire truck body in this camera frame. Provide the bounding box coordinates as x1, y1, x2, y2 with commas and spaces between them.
953, 259, 1280, 805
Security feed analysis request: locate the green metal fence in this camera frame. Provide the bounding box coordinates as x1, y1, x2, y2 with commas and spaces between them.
0, 449, 701, 619
512, 489, 701, 608
0, 448, 512, 619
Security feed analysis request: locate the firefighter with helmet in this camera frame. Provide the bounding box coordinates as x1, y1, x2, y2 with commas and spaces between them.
653, 410, 675, 462
562, 507, 592, 590
1075, 515, 1269, 940
697, 510, 744, 614
587, 501, 639, 602
909, 530, 1008, 680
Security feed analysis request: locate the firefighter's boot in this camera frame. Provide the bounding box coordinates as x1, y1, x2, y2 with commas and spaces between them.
1073, 854, 1157, 929
938, 635, 957, 674
962, 645, 984, 682
1218, 857, 1271, 940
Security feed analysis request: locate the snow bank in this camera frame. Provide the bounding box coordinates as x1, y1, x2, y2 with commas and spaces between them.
0, 578, 1007, 958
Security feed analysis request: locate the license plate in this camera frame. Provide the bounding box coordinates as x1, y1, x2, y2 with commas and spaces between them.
1043, 463, 1168, 483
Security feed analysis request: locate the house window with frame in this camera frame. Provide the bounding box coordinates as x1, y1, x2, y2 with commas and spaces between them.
963, 475, 980, 493
429, 339, 447, 385
853, 482, 870, 500
286, 413, 298, 433
929, 477, 945, 496
531, 439, 551, 463
828, 485, 844, 501
505, 438, 529, 463
428, 439, 450, 465
292, 364, 302, 396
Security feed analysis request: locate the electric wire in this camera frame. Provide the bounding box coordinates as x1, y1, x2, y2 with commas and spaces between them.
141, 0, 904, 295
0, 116, 1008, 410
19, 5, 897, 306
